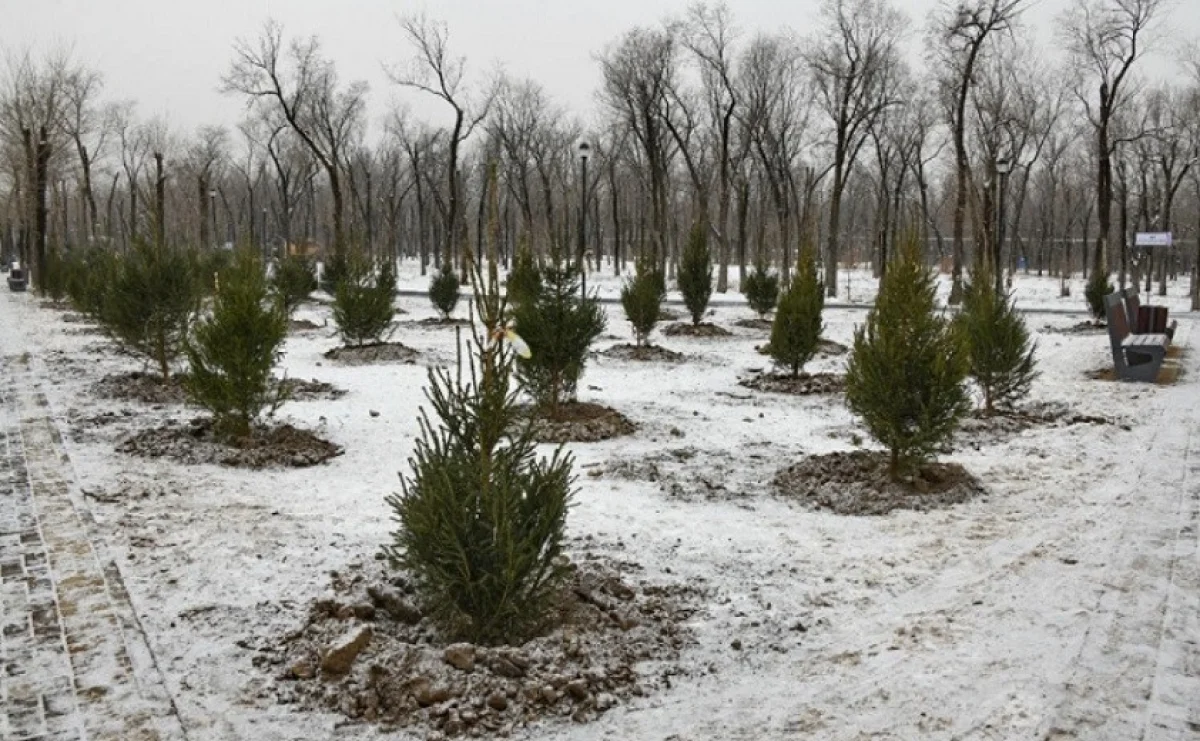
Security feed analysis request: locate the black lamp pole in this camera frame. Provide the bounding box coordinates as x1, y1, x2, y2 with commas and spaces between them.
579, 141, 590, 298
995, 158, 1012, 293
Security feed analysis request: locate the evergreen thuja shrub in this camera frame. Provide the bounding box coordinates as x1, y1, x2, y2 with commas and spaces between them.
505, 244, 541, 308
955, 275, 1038, 414
66, 248, 118, 320
620, 257, 666, 347
844, 235, 970, 480
271, 254, 317, 317
332, 256, 397, 347
185, 250, 288, 440
678, 223, 713, 325
384, 254, 573, 645
742, 262, 780, 319
101, 239, 204, 380
320, 250, 350, 293
512, 256, 606, 417
429, 263, 461, 320
768, 248, 824, 377
1084, 268, 1113, 322
39, 247, 69, 304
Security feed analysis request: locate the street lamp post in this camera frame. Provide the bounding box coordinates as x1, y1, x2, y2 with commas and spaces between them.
578, 140, 590, 299
995, 158, 1012, 293
209, 189, 218, 250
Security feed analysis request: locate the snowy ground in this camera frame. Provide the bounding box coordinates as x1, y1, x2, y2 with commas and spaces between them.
3, 265, 1198, 740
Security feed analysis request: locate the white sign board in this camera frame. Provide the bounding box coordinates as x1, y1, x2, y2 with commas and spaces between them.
1135, 232, 1172, 247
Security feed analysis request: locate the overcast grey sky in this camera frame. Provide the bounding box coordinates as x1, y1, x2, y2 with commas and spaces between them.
2, 0, 1198, 138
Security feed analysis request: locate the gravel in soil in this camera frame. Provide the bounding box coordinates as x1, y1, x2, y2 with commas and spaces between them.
91, 371, 189, 405
524, 402, 637, 443
323, 342, 421, 365
740, 372, 845, 395
117, 417, 343, 468
262, 558, 703, 737
662, 322, 733, 337
599, 344, 687, 363
773, 450, 986, 515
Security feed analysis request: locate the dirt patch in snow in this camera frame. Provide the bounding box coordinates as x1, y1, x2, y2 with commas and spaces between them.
740, 372, 845, 395
525, 402, 637, 443
117, 417, 342, 468
262, 559, 702, 737
413, 316, 472, 328
599, 344, 686, 363
66, 408, 139, 442
1041, 320, 1106, 335
733, 318, 773, 330
59, 312, 93, 324
773, 450, 985, 515
955, 402, 1124, 447
324, 342, 420, 366
281, 377, 347, 401
92, 371, 189, 405
289, 318, 324, 332
662, 322, 732, 338
754, 339, 849, 357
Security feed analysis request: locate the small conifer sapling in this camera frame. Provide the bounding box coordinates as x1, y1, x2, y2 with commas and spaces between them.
620, 256, 666, 347
768, 247, 824, 377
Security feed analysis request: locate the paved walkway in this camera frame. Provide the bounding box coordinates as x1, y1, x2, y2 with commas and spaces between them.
0, 352, 185, 741
1041, 320, 1200, 740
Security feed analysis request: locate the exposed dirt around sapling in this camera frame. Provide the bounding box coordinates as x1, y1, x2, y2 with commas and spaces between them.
289, 318, 324, 332
662, 322, 733, 338
1041, 321, 1106, 335
599, 343, 687, 363
280, 377, 347, 401
263, 558, 704, 737
92, 371, 189, 405
740, 372, 846, 395
117, 417, 343, 468
773, 450, 986, 515
324, 342, 421, 366
954, 401, 1125, 449
524, 402, 637, 443
733, 318, 773, 330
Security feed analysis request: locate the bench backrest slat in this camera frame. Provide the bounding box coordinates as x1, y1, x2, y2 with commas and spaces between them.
1105, 293, 1131, 374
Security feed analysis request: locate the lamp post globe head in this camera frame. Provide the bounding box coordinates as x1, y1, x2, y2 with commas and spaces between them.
995, 158, 1012, 175
578, 140, 591, 162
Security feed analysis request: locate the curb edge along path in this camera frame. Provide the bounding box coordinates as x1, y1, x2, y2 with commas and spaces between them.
0, 294, 185, 740
1041, 316, 1200, 740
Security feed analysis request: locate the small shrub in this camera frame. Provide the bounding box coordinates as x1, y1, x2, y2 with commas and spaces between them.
505, 244, 541, 308
332, 256, 397, 347
512, 256, 606, 416
271, 254, 317, 316
185, 250, 288, 440
320, 251, 350, 293
768, 247, 824, 377
742, 262, 780, 319
844, 234, 970, 480
429, 264, 461, 319
1084, 268, 1113, 322
65, 248, 118, 319
101, 240, 204, 380
678, 223, 713, 325
955, 275, 1038, 413
384, 252, 573, 645
620, 257, 666, 347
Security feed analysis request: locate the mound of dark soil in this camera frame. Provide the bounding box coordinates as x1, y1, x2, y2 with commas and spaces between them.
955, 401, 1124, 445
324, 342, 420, 366
658, 308, 682, 322
662, 322, 732, 338
91, 371, 188, 405
117, 418, 342, 468
773, 450, 985, 515
599, 344, 686, 363
415, 316, 472, 327
740, 372, 845, 395
733, 318, 773, 330
754, 339, 849, 357
263, 559, 701, 737
1042, 321, 1106, 335
281, 377, 347, 401
60, 312, 93, 324
289, 318, 324, 331
525, 402, 637, 443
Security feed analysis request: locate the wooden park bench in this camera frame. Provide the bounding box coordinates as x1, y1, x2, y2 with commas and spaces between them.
1105, 292, 1169, 382
1122, 288, 1176, 341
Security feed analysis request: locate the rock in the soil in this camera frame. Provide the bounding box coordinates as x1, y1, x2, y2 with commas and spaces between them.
595, 692, 617, 711
565, 678, 589, 701
730, 638, 743, 651
290, 659, 315, 679
321, 625, 372, 675
367, 585, 421, 624
443, 643, 476, 672
413, 678, 453, 707
486, 691, 508, 711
